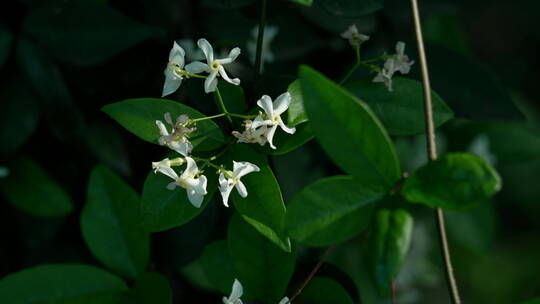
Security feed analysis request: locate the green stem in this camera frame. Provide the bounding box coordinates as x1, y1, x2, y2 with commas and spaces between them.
228, 113, 257, 120
190, 113, 227, 123
339, 45, 361, 85
191, 156, 222, 171
214, 87, 233, 123
254, 0, 268, 75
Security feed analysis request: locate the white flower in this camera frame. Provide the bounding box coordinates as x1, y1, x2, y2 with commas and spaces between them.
278, 297, 290, 304
251, 92, 296, 149
340, 24, 370, 46
177, 38, 205, 61
219, 161, 260, 207
373, 58, 397, 91
185, 38, 241, 93
156, 157, 207, 208
247, 25, 279, 71
156, 112, 196, 156
468, 134, 497, 166
232, 120, 268, 146
162, 41, 186, 97
223, 279, 243, 304
394, 41, 414, 74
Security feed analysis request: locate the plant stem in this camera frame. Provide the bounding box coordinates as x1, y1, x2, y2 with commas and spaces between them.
392, 279, 397, 304
190, 113, 227, 123
254, 0, 268, 75
409, 0, 461, 303
191, 156, 222, 171
339, 45, 361, 85
286, 247, 334, 304
214, 87, 232, 123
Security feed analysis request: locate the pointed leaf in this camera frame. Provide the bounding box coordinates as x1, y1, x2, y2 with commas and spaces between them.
122, 272, 172, 304
294, 277, 354, 304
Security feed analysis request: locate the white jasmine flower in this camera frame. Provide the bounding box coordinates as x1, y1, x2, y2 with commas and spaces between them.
278, 297, 290, 304
152, 157, 185, 178
373, 58, 397, 91
156, 112, 196, 156
246, 25, 279, 71
157, 157, 207, 208
218, 161, 260, 207
394, 41, 414, 74
340, 24, 370, 46
251, 92, 296, 149
223, 279, 243, 304
185, 38, 241, 93
232, 120, 268, 146
162, 41, 186, 97
468, 134, 497, 166
177, 38, 205, 61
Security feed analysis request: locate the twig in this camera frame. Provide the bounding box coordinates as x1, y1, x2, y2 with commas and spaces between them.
409, 0, 462, 303
392, 279, 397, 304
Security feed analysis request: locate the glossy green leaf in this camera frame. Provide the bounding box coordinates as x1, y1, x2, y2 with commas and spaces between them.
122, 272, 172, 304
82, 165, 149, 279
287, 175, 384, 247
287, 80, 307, 127
23, 0, 163, 66
0, 27, 12, 68
227, 215, 295, 304
317, 0, 383, 17
345, 77, 454, 136
367, 205, 413, 294
216, 80, 246, 114
299, 65, 401, 189
288, 0, 313, 6
141, 168, 216, 232
261, 123, 314, 155
102, 98, 225, 151
227, 145, 291, 252
403, 153, 502, 210
0, 157, 73, 217
0, 264, 127, 304
294, 277, 354, 304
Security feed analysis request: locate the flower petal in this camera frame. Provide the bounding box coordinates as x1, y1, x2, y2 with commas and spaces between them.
216, 47, 241, 64
204, 70, 219, 93
219, 173, 234, 207
230, 279, 243, 301
180, 157, 198, 179
162, 67, 182, 97
266, 125, 278, 149
218, 66, 240, 86
278, 297, 290, 304
256, 95, 274, 118
197, 38, 214, 63
396, 41, 406, 56
169, 41, 185, 67
186, 188, 204, 208
233, 161, 260, 179
251, 116, 273, 129
278, 119, 296, 134
155, 120, 169, 137
169, 140, 192, 156
235, 180, 248, 198
185, 61, 211, 74
273, 92, 291, 116
166, 182, 177, 190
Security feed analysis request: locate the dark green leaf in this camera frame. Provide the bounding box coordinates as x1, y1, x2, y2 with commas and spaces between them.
0, 27, 13, 68
227, 215, 295, 304
122, 272, 172, 304
294, 277, 354, 304
23, 0, 163, 66
85, 122, 132, 177
102, 98, 225, 151
345, 77, 454, 136
317, 0, 383, 17
288, 0, 313, 6
0, 157, 73, 217
216, 81, 246, 114
403, 153, 502, 210
227, 145, 291, 252
287, 80, 307, 127
202, 0, 255, 9
141, 168, 216, 232
519, 298, 540, 304
287, 175, 384, 247
82, 165, 149, 279
262, 123, 314, 155
299, 65, 401, 189
0, 264, 127, 304
367, 204, 413, 294
446, 204, 497, 253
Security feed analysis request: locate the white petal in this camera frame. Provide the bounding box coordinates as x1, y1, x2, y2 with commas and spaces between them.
155, 166, 178, 180
396, 41, 406, 55
266, 125, 278, 149
169, 41, 185, 67
204, 70, 219, 93
235, 180, 248, 198
184, 176, 207, 195
162, 67, 182, 97
197, 38, 214, 63
230, 279, 243, 301
186, 188, 204, 208
219, 173, 234, 207
180, 157, 198, 179
257, 95, 274, 118
251, 116, 273, 129
185, 61, 211, 74
155, 120, 169, 137
170, 140, 192, 156
278, 297, 290, 304
177, 114, 189, 124
273, 92, 291, 116
233, 161, 260, 179
166, 182, 177, 190
218, 66, 240, 86
216, 47, 241, 64
278, 119, 296, 134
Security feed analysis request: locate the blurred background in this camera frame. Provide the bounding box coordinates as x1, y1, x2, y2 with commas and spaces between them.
1, 0, 539, 303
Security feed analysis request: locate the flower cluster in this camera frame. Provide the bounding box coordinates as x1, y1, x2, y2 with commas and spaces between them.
372, 42, 415, 91
223, 279, 289, 304
340, 24, 370, 46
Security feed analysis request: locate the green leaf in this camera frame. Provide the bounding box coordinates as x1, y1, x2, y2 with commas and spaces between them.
294, 277, 354, 304
141, 169, 216, 232
367, 204, 413, 294
226, 145, 291, 252
287, 80, 308, 127
287, 176, 384, 247
288, 0, 313, 6
227, 215, 295, 304
262, 123, 314, 155
0, 27, 13, 68
519, 298, 540, 304
299, 65, 401, 189
85, 122, 132, 177
317, 0, 384, 17
216, 81, 246, 114
122, 272, 172, 304
0, 157, 73, 217
82, 165, 150, 279
22, 0, 163, 66
202, 0, 255, 9
403, 153, 502, 210
345, 77, 454, 136
102, 98, 225, 151
0, 264, 127, 304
